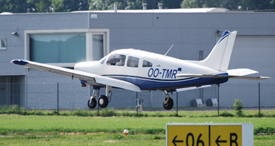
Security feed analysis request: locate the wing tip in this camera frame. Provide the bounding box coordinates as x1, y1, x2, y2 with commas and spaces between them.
11, 59, 29, 65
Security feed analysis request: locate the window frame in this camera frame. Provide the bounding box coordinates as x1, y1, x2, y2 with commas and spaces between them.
25, 29, 109, 67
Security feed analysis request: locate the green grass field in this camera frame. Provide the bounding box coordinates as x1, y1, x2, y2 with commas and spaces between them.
0, 109, 274, 145
0, 134, 274, 146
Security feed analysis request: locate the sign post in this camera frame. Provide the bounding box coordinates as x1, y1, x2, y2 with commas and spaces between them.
166, 123, 253, 146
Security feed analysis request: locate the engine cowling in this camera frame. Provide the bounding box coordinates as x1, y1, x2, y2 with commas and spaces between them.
74, 61, 102, 75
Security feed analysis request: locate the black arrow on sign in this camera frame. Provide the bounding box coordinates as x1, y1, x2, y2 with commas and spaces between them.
172, 135, 183, 146
215, 135, 227, 146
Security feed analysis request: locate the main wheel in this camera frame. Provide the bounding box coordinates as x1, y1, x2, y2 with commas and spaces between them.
163, 97, 174, 110
88, 98, 97, 109
98, 95, 109, 108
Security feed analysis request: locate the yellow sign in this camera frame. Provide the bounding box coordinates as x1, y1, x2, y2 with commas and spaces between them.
166, 124, 243, 146
211, 125, 242, 146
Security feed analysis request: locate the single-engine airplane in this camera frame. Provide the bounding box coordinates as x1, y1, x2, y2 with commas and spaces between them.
11, 30, 269, 110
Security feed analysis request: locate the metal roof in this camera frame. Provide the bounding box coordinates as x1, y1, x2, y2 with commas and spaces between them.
73, 8, 229, 13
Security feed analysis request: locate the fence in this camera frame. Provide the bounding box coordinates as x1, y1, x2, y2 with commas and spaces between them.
0, 82, 274, 112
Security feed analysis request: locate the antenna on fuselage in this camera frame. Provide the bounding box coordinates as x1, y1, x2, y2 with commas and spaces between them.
164, 44, 174, 56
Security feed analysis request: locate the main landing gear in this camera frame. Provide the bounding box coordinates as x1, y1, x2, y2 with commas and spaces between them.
88, 86, 112, 109
87, 85, 174, 110
163, 90, 174, 110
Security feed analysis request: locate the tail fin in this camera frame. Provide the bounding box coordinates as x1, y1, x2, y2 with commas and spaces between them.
201, 30, 237, 72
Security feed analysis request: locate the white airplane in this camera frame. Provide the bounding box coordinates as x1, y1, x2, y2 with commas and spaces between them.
11, 30, 269, 110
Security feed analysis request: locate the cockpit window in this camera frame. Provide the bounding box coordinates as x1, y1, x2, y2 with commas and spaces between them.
106, 54, 126, 66
99, 56, 107, 64
127, 56, 139, 68
142, 60, 153, 67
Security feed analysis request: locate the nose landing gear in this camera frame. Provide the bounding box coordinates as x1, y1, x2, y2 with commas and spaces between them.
88, 98, 97, 109
88, 88, 98, 109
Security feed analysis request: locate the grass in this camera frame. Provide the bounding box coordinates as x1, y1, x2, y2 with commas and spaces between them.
254, 135, 275, 146
0, 111, 274, 145
0, 134, 274, 146
1, 105, 275, 118
0, 134, 166, 146
0, 114, 274, 135
0, 134, 273, 146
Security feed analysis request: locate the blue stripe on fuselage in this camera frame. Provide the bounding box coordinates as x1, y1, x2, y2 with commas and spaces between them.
101, 73, 228, 90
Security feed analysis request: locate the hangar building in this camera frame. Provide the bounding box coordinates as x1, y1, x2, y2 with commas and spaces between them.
0, 8, 274, 109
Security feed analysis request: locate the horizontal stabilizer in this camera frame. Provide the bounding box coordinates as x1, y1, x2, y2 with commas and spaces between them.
176, 85, 211, 92
227, 68, 270, 80
225, 75, 270, 80
177, 68, 270, 80
11, 59, 141, 92
227, 68, 258, 76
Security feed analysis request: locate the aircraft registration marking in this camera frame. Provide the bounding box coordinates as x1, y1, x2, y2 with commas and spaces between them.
148, 68, 178, 78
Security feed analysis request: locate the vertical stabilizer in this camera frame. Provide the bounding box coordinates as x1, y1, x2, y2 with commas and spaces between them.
201, 30, 237, 72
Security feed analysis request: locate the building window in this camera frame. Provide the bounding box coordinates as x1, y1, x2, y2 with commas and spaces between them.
30, 33, 86, 63
92, 34, 104, 61
25, 29, 109, 67
0, 39, 7, 50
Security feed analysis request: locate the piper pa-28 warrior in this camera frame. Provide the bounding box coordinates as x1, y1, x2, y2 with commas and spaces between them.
11, 30, 269, 110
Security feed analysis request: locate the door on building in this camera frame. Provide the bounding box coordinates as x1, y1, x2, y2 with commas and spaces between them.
0, 76, 25, 107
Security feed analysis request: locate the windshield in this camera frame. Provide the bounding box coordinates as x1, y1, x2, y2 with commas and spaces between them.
99, 55, 108, 64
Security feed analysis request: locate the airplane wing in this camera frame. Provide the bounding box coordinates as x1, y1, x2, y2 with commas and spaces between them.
176, 68, 270, 80
11, 59, 141, 92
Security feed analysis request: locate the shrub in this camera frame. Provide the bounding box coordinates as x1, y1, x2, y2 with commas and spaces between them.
254, 127, 275, 135
99, 108, 117, 117
34, 110, 45, 116
220, 110, 234, 117
233, 98, 243, 117
153, 135, 162, 139
73, 109, 89, 117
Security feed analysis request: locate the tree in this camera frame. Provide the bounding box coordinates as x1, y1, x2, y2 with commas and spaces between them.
220, 0, 241, 10
161, 0, 184, 9
181, 0, 203, 8
0, 0, 28, 13
89, 0, 113, 10
271, 0, 275, 9
181, 0, 275, 10
79, 0, 89, 10
233, 98, 243, 117
142, 0, 159, 9
242, 0, 273, 10
26, 0, 52, 12
52, 0, 88, 12
125, 0, 143, 9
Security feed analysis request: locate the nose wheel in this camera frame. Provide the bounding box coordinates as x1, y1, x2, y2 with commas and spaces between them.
88, 98, 97, 109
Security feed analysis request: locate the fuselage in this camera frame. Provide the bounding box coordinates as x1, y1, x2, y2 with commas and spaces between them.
74, 49, 228, 90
